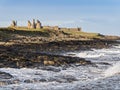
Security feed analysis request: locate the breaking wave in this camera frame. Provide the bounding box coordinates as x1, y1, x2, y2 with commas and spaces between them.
75, 52, 105, 58
104, 62, 120, 77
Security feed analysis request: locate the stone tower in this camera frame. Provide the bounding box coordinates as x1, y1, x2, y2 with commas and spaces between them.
11, 20, 17, 27
32, 19, 36, 29
28, 20, 32, 29
15, 21, 17, 26
36, 20, 42, 29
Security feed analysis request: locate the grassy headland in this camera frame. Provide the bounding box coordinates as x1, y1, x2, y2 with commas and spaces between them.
0, 27, 119, 44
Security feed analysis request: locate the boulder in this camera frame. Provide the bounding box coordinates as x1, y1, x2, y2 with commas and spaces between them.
40, 66, 61, 72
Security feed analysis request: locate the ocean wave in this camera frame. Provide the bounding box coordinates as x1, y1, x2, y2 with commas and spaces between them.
104, 62, 120, 77
75, 52, 105, 58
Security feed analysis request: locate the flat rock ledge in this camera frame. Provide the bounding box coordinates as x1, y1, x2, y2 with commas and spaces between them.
0, 40, 119, 68
0, 52, 92, 68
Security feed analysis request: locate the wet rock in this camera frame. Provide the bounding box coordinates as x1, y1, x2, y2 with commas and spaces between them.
54, 75, 78, 83
0, 71, 13, 79
1, 39, 118, 68
0, 81, 7, 86
67, 53, 76, 56
39, 78, 47, 82
98, 62, 111, 65
78, 60, 92, 65
61, 75, 78, 82
12, 79, 20, 84
24, 79, 34, 83
38, 54, 92, 66
0, 79, 20, 86
40, 66, 61, 72
44, 60, 55, 65
24, 78, 47, 83
0, 45, 93, 68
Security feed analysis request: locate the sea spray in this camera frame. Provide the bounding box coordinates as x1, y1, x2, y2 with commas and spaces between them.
104, 62, 120, 77
75, 51, 104, 58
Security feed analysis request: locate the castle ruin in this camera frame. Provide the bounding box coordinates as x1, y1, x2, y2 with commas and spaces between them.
10, 20, 17, 27
36, 20, 42, 29
27, 19, 42, 29
10, 19, 82, 31
28, 20, 31, 29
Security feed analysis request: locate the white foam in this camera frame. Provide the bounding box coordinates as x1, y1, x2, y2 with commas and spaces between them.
93, 48, 120, 54
104, 62, 120, 77
65, 44, 120, 59
75, 51, 104, 58
113, 45, 120, 49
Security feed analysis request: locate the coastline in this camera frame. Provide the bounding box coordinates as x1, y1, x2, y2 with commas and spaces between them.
0, 28, 120, 68
0, 28, 120, 88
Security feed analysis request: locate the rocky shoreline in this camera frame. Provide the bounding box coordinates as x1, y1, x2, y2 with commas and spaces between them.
0, 39, 119, 68
0, 29, 120, 68
0, 29, 120, 87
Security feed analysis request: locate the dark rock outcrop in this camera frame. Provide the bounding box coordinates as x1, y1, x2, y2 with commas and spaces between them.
0, 49, 92, 68
0, 71, 13, 79
0, 40, 119, 68
0, 71, 13, 86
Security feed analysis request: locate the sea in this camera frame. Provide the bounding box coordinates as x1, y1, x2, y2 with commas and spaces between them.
0, 43, 120, 90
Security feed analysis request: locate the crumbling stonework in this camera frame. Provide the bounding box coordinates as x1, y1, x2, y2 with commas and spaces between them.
43, 26, 53, 30
60, 27, 82, 31
28, 20, 32, 29
43, 26, 59, 30
36, 20, 41, 29
27, 19, 42, 29
68, 27, 82, 31
11, 20, 17, 27
32, 19, 36, 29
78, 27, 82, 31
10, 19, 82, 31
53, 26, 59, 30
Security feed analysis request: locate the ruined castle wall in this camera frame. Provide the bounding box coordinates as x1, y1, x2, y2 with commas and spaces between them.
28, 21, 32, 29
59, 27, 82, 31
36, 23, 41, 29
32, 19, 36, 29
36, 20, 42, 29
43, 26, 51, 29
10, 19, 82, 31
59, 28, 68, 31
43, 26, 59, 30
10, 20, 17, 27
68, 28, 81, 31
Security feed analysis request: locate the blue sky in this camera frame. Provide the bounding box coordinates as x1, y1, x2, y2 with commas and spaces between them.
0, 0, 120, 35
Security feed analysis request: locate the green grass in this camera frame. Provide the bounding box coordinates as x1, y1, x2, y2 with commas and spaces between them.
62, 29, 104, 39
0, 27, 51, 37
0, 27, 105, 40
